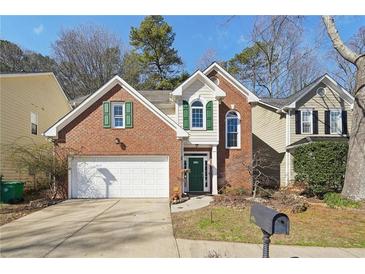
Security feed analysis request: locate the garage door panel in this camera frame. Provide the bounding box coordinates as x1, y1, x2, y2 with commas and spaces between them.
71, 156, 169, 198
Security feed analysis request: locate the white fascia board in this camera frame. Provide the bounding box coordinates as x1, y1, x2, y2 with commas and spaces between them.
171, 70, 226, 98
203, 62, 259, 102
257, 100, 280, 111
0, 72, 54, 78
44, 75, 187, 138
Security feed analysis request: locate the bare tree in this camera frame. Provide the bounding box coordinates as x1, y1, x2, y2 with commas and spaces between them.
330, 27, 365, 93
53, 24, 125, 99
323, 16, 365, 201
243, 149, 279, 198
196, 48, 218, 70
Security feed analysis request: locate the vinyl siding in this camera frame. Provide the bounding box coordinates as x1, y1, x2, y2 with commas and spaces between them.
288, 83, 352, 181
252, 104, 287, 187
290, 84, 353, 144
177, 80, 219, 144
0, 75, 71, 184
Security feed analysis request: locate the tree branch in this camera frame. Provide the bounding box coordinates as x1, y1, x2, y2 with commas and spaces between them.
322, 16, 359, 64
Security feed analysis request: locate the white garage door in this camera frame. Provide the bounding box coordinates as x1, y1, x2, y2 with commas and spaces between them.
70, 156, 169, 198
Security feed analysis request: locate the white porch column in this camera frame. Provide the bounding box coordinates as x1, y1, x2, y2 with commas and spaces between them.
211, 145, 218, 195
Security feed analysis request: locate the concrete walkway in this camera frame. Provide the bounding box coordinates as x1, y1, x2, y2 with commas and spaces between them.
0, 199, 178, 258
176, 239, 365, 258
171, 195, 213, 213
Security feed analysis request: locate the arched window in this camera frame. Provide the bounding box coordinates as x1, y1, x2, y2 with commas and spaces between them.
226, 111, 240, 148
191, 100, 204, 129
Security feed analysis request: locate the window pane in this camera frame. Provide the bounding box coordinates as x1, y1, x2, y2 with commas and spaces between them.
192, 101, 203, 107
114, 105, 123, 116
330, 111, 341, 134
227, 133, 237, 147
31, 123, 37, 135
114, 117, 123, 127
301, 111, 312, 133
227, 118, 238, 133
192, 108, 203, 128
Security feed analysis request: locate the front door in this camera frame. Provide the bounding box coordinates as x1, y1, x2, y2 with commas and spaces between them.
188, 157, 204, 192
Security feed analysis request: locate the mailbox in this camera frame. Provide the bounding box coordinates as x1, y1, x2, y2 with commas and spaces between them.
250, 203, 290, 258
250, 203, 290, 235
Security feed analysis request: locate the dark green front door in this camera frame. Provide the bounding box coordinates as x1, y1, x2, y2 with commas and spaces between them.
188, 157, 204, 192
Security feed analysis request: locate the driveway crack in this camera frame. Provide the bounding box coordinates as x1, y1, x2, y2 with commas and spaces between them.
42, 200, 120, 258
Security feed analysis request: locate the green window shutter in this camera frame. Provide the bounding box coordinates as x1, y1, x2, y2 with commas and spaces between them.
183, 100, 190, 129
206, 101, 213, 130
103, 101, 111, 128
125, 101, 133, 128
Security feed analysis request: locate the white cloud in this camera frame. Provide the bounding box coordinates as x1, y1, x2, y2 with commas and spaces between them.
33, 24, 44, 35
237, 34, 247, 44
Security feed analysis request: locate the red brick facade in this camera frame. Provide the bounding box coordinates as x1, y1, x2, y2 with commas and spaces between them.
208, 71, 253, 192
55, 84, 183, 198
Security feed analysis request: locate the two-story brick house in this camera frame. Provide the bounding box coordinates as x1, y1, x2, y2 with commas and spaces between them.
252, 74, 354, 187
44, 63, 259, 199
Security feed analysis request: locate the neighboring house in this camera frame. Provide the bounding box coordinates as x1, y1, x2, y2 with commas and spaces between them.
44, 62, 259, 199
0, 72, 71, 185
252, 74, 354, 187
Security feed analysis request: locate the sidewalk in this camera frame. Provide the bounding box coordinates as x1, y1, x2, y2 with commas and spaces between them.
176, 239, 365, 258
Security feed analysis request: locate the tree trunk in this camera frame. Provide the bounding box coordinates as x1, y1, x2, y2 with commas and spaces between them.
342, 57, 365, 200
322, 16, 365, 200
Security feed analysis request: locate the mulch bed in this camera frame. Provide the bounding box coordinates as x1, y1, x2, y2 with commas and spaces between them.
0, 189, 64, 226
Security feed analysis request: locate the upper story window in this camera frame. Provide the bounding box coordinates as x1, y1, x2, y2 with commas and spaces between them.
301, 109, 313, 134
226, 111, 240, 149
191, 100, 204, 129
111, 102, 125, 128
30, 112, 38, 135
330, 109, 342, 134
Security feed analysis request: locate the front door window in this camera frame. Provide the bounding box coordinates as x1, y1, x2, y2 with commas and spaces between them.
188, 157, 204, 192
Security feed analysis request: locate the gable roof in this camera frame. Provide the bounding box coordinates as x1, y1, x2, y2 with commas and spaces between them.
259, 74, 354, 111
44, 76, 188, 139
171, 70, 226, 98
203, 62, 259, 102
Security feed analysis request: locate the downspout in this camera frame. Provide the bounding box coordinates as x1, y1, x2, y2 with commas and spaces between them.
287, 109, 291, 186
285, 110, 289, 187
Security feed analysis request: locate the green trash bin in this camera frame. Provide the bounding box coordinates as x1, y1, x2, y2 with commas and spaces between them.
0, 181, 24, 203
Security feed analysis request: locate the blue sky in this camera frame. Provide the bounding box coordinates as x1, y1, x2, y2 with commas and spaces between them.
0, 16, 364, 72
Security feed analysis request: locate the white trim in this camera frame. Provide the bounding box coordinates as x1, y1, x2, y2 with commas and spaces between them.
300, 109, 313, 135
172, 70, 226, 99
44, 75, 188, 139
282, 74, 354, 110
257, 100, 281, 111
190, 99, 205, 130
203, 62, 259, 102
184, 153, 210, 193
285, 111, 289, 186
329, 109, 343, 135
211, 145, 218, 195
111, 102, 125, 129
225, 110, 241, 149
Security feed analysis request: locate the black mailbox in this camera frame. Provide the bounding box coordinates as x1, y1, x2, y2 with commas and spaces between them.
250, 203, 290, 235
250, 203, 290, 258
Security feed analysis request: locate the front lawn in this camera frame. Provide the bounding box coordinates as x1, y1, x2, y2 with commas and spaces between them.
171, 204, 365, 248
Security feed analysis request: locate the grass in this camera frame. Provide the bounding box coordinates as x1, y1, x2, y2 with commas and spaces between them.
324, 193, 361, 209
171, 205, 365, 248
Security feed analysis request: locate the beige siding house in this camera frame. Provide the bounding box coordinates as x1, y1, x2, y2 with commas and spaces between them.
252, 74, 354, 187
0, 72, 71, 185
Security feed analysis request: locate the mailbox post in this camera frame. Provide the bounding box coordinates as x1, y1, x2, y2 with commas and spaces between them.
250, 203, 290, 258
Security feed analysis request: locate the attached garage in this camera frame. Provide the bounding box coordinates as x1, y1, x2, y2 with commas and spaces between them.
70, 156, 169, 198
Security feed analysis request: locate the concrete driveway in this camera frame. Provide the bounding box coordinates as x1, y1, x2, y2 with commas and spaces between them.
0, 199, 179, 258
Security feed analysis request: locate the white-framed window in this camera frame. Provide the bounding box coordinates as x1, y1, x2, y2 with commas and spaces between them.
111, 102, 125, 128
191, 100, 204, 129
316, 87, 326, 97
330, 109, 342, 134
30, 112, 38, 135
301, 109, 313, 134
226, 111, 241, 149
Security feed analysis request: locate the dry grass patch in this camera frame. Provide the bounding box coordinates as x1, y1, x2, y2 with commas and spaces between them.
171, 204, 365, 248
